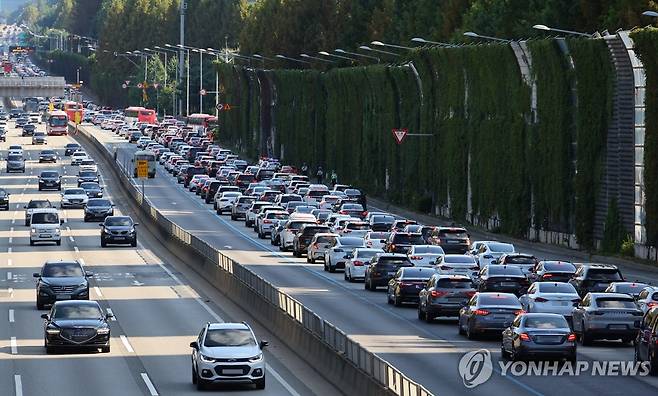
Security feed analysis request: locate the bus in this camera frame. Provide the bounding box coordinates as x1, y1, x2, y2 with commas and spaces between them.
187, 113, 216, 132
46, 110, 68, 136
132, 150, 156, 178
124, 106, 157, 124
63, 101, 84, 123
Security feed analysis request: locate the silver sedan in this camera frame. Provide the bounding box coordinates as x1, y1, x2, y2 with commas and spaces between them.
518, 282, 581, 322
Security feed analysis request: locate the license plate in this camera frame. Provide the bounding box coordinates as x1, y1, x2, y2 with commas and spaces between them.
556, 301, 569, 306
222, 369, 243, 375
609, 324, 627, 330
501, 282, 518, 287
114, 237, 126, 240
57, 294, 71, 300
40, 234, 51, 238
492, 315, 509, 320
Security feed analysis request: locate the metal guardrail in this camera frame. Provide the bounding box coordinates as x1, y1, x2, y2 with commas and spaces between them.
76, 124, 433, 396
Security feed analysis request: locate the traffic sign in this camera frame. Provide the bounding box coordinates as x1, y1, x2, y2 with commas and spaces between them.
137, 83, 143, 89
392, 128, 408, 145
48, 103, 54, 112
200, 89, 207, 96
74, 112, 82, 125
125, 80, 130, 85
216, 103, 232, 111
153, 83, 160, 89
136, 160, 149, 179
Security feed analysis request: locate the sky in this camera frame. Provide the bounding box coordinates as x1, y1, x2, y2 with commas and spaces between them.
0, 0, 31, 14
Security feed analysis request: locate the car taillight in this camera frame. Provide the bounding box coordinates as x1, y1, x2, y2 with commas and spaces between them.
542, 274, 553, 278
440, 265, 453, 270
410, 256, 422, 260
399, 282, 412, 287
263, 219, 272, 224
514, 310, 525, 315
519, 333, 530, 341
567, 333, 577, 342
647, 302, 658, 309
430, 290, 448, 298
362, 211, 368, 216
473, 309, 489, 316
353, 260, 364, 266
390, 244, 396, 250
339, 210, 347, 214
466, 291, 476, 297
344, 229, 351, 233
534, 297, 548, 302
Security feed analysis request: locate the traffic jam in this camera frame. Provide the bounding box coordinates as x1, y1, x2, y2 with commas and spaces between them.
85, 108, 658, 372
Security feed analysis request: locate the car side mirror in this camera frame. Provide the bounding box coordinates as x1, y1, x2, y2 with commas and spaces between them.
134, 223, 139, 226
60, 219, 64, 225
40, 314, 49, 320
33, 272, 40, 278
105, 313, 114, 319
86, 271, 94, 278
259, 340, 269, 349
23, 205, 27, 209
98, 223, 104, 226
189, 341, 199, 349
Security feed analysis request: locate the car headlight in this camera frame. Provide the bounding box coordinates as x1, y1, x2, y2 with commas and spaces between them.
55, 228, 61, 233
31, 228, 36, 233
46, 328, 60, 335
199, 354, 216, 363
96, 327, 110, 335
249, 354, 263, 362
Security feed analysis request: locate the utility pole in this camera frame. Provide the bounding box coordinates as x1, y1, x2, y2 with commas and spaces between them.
179, 1, 187, 117
199, 49, 203, 113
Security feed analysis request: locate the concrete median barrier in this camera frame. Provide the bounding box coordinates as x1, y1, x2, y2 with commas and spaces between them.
70, 123, 432, 396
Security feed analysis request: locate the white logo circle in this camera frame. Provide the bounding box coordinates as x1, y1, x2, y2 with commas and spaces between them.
459, 349, 493, 388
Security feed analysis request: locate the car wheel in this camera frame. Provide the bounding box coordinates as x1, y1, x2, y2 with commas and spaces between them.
231, 214, 236, 221
37, 299, 44, 310
580, 322, 592, 346
25, 220, 29, 226
131, 238, 137, 247
417, 306, 425, 320
393, 293, 402, 307
101, 238, 107, 248
466, 321, 476, 340
387, 289, 393, 304
196, 374, 208, 391
424, 310, 434, 323
293, 248, 300, 258
501, 344, 510, 360
101, 346, 110, 353
621, 337, 633, 345
568, 353, 577, 364
328, 263, 336, 273
46, 345, 56, 354
29, 239, 34, 246
56, 240, 61, 246
458, 318, 466, 335
192, 365, 197, 384
255, 376, 265, 390
367, 278, 375, 291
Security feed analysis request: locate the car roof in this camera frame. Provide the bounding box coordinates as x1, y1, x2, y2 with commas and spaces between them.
53, 300, 100, 308
588, 292, 634, 299
44, 260, 80, 266
207, 322, 250, 331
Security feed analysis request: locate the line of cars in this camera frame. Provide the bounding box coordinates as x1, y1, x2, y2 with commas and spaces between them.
139, 138, 658, 371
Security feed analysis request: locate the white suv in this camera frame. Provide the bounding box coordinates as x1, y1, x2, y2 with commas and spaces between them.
29, 208, 62, 246
190, 322, 268, 390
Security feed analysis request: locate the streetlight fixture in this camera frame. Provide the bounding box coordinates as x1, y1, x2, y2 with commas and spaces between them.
318, 51, 356, 62
300, 53, 336, 64
335, 48, 380, 62
532, 24, 594, 38
410, 37, 456, 47
643, 10, 658, 17
358, 45, 400, 57
191, 48, 207, 112
275, 54, 311, 65
463, 31, 512, 43
371, 40, 413, 50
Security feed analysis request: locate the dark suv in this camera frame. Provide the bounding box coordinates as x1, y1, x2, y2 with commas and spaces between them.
184, 166, 206, 187
475, 265, 530, 296
292, 224, 331, 257
364, 253, 413, 291
569, 264, 624, 297
33, 260, 92, 309
427, 226, 470, 254
384, 232, 425, 254
38, 171, 61, 191
100, 216, 138, 247
418, 274, 476, 322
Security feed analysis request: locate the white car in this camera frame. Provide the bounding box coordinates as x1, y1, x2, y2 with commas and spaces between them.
136, 137, 153, 148
79, 159, 98, 173
364, 231, 389, 250
29, 208, 62, 246
345, 248, 383, 282
71, 151, 88, 165
324, 236, 366, 273
257, 210, 289, 238
407, 245, 446, 267
216, 191, 242, 214
472, 241, 516, 267
435, 254, 480, 278
637, 286, 658, 314
190, 322, 267, 390
279, 214, 316, 251
60, 188, 89, 208
307, 232, 339, 263
518, 282, 581, 321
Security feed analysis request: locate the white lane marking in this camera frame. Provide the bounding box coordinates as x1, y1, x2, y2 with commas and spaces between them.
6, 272, 11, 281
69, 236, 74, 242
74, 246, 79, 253
11, 219, 15, 224
106, 308, 116, 321
14, 375, 22, 396
9, 309, 14, 323
120, 335, 134, 353
8, 288, 13, 298
7, 259, 11, 266
140, 373, 159, 396
267, 364, 302, 396
7, 247, 11, 254
7, 237, 11, 244
15, 203, 20, 209
9, 227, 13, 233
10, 337, 17, 354
94, 286, 103, 297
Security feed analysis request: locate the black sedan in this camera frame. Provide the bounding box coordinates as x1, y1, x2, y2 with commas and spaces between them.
38, 171, 61, 191
387, 267, 436, 306
501, 313, 576, 362
64, 143, 81, 156
42, 300, 111, 353
0, 188, 9, 210
80, 182, 104, 198
22, 123, 36, 136
38, 149, 57, 163
458, 292, 524, 339
100, 216, 138, 247
84, 198, 114, 222
34, 260, 92, 309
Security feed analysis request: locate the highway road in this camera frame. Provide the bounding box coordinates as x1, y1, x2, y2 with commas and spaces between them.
0, 103, 335, 396
79, 122, 658, 396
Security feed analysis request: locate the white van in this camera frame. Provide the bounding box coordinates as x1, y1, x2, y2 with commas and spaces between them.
29, 208, 62, 246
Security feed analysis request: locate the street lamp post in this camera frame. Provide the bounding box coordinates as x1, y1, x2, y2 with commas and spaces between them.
463, 31, 512, 43
275, 54, 311, 65
192, 48, 206, 113
358, 45, 400, 57
167, 43, 190, 116
335, 48, 380, 63
300, 53, 336, 64
318, 51, 357, 63
531, 25, 594, 38
155, 45, 179, 116
410, 37, 456, 47
371, 40, 413, 50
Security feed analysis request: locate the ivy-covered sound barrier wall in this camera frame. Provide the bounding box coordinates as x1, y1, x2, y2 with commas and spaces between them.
215, 38, 614, 244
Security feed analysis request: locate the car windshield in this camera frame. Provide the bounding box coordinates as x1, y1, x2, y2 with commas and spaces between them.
393, 234, 425, 244
40, 171, 59, 178
445, 256, 476, 264
80, 183, 100, 190
88, 199, 111, 207
79, 172, 96, 178
28, 200, 51, 208
615, 283, 648, 294
338, 237, 365, 247
7, 155, 22, 161
400, 268, 434, 278
267, 213, 289, 220
488, 266, 524, 276
488, 243, 515, 253
40, 150, 55, 155
53, 305, 103, 320
204, 329, 256, 347
588, 268, 623, 281
479, 295, 521, 306
43, 263, 83, 277
537, 283, 577, 294
378, 257, 412, 268
542, 262, 576, 272
438, 229, 468, 238
436, 278, 475, 288
504, 256, 536, 264
105, 217, 132, 226
413, 246, 445, 254
65, 189, 85, 195
31, 213, 58, 224
595, 298, 637, 309
524, 316, 569, 329
342, 204, 363, 210
368, 232, 390, 239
